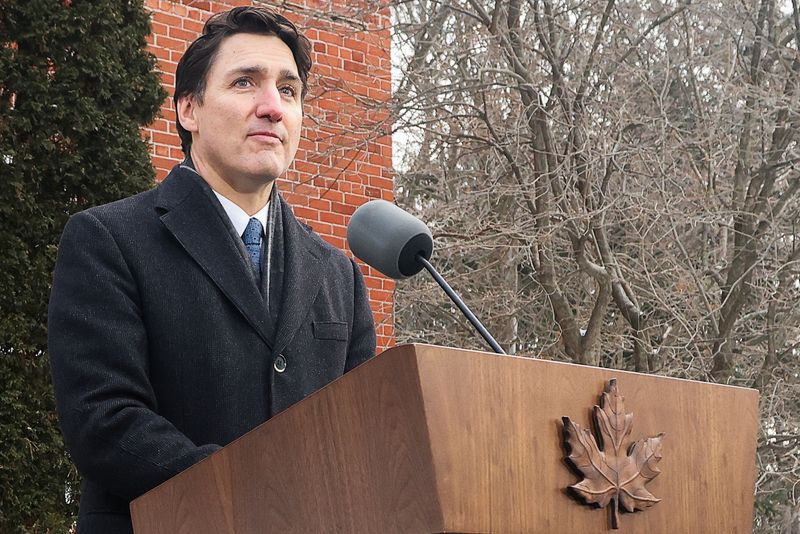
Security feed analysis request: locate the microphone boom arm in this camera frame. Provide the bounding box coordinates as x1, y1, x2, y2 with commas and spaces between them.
416, 254, 506, 355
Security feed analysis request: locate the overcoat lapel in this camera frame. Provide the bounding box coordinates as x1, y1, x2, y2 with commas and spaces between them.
155, 167, 274, 348
272, 195, 331, 355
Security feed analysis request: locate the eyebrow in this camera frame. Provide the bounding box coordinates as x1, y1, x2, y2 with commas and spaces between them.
226, 65, 301, 84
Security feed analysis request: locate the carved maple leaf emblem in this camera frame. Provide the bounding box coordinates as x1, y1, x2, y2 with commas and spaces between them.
562, 378, 665, 529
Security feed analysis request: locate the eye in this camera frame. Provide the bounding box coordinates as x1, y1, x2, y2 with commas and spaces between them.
279, 85, 298, 97
233, 77, 253, 88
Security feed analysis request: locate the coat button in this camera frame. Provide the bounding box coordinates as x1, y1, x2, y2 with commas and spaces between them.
274, 354, 287, 373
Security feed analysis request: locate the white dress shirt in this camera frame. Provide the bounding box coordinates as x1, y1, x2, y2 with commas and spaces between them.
212, 191, 270, 238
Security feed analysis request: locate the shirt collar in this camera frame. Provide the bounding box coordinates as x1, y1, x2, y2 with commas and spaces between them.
181, 157, 271, 237
213, 190, 270, 238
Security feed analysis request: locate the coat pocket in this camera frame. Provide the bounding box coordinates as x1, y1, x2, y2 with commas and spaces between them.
312, 321, 348, 341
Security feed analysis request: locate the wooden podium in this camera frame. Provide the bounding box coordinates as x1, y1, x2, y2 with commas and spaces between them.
130, 344, 758, 533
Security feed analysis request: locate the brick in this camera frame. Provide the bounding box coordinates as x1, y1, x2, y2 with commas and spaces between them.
309, 198, 331, 211
343, 60, 366, 74
165, 2, 187, 16
182, 18, 204, 33
152, 118, 171, 131
319, 210, 344, 225
331, 224, 349, 238
328, 236, 346, 249
364, 276, 383, 289
344, 193, 367, 206
168, 27, 196, 42
151, 131, 178, 145
359, 163, 381, 176
293, 206, 319, 221
371, 289, 393, 302
187, 1, 212, 11
364, 186, 382, 199
283, 192, 306, 207
368, 176, 393, 190
156, 58, 177, 74
319, 189, 343, 202
316, 54, 342, 69
330, 201, 355, 215
151, 46, 170, 61
368, 152, 390, 166
152, 155, 175, 170
293, 161, 319, 174
152, 11, 182, 27
318, 30, 343, 46
155, 34, 185, 51
151, 22, 169, 36
344, 37, 368, 53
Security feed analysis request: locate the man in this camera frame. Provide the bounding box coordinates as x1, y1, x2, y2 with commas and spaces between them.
48, 7, 376, 533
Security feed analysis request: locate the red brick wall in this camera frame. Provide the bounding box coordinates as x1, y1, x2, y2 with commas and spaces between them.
143, 0, 395, 352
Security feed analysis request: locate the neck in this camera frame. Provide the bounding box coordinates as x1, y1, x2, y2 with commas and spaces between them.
188, 154, 275, 216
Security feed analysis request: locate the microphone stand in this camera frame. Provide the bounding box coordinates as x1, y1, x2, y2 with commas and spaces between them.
416, 254, 506, 355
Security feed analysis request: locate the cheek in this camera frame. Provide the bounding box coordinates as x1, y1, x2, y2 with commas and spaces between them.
287, 115, 303, 148
207, 97, 248, 125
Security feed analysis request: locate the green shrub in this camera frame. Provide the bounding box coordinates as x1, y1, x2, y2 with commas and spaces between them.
0, 1, 165, 530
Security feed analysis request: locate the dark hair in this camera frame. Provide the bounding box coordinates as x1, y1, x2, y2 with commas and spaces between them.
173, 6, 313, 155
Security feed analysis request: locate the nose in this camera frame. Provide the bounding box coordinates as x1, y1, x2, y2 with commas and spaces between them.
254, 85, 283, 122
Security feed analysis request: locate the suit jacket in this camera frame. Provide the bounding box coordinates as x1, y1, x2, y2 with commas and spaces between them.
48, 165, 376, 533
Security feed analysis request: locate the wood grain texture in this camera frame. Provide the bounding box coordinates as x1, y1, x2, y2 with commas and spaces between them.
132, 345, 443, 533
131, 344, 758, 533
414, 345, 759, 533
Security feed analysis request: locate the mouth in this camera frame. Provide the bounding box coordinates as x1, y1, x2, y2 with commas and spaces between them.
247, 131, 282, 143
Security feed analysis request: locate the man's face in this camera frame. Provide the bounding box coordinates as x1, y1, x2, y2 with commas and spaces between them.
178, 33, 303, 188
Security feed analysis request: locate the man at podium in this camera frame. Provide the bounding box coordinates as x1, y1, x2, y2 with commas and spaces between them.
47, 6, 376, 533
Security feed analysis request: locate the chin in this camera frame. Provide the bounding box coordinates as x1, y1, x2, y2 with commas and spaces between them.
244, 172, 281, 184
250, 159, 287, 180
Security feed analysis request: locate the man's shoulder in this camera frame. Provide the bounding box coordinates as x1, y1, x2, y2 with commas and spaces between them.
66, 187, 161, 241
84, 187, 159, 218
76, 164, 196, 226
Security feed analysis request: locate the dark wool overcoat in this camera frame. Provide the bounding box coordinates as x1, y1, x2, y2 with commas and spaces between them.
48, 164, 376, 533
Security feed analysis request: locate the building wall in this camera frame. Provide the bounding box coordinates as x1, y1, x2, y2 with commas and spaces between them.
143, 0, 395, 352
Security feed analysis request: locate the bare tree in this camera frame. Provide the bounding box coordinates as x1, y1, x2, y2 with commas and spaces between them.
391, 0, 800, 530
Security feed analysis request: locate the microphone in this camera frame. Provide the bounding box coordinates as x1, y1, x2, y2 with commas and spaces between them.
347, 200, 505, 354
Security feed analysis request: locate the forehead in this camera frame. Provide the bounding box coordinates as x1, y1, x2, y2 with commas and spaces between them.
209, 33, 299, 78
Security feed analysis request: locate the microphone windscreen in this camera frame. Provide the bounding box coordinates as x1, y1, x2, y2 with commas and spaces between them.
347, 200, 433, 280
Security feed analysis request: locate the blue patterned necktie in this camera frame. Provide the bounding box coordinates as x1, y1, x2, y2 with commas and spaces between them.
242, 217, 263, 277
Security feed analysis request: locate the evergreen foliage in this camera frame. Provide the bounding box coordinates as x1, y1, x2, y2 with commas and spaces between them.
0, 0, 166, 530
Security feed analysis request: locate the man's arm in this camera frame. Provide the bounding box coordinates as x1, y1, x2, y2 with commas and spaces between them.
48, 211, 220, 502
345, 258, 377, 371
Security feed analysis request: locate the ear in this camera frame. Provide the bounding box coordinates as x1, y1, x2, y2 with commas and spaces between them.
176, 94, 200, 134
